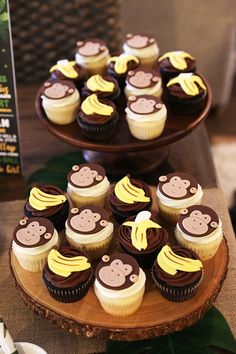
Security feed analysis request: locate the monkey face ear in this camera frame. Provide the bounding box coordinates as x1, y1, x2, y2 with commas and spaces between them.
19, 218, 28, 226
44, 233, 52, 239
100, 45, 106, 51
102, 255, 110, 262
100, 219, 108, 227
71, 207, 79, 214
126, 33, 133, 39
149, 37, 155, 44
68, 88, 74, 94
156, 103, 163, 109
130, 274, 139, 283
152, 76, 159, 82
76, 41, 83, 46
44, 81, 51, 87
181, 208, 188, 215
129, 95, 137, 102
95, 174, 103, 181
72, 165, 79, 172
210, 221, 218, 228
128, 70, 135, 76
190, 187, 197, 194
159, 175, 167, 182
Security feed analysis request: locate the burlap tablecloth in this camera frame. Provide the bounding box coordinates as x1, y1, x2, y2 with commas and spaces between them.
0, 188, 235, 354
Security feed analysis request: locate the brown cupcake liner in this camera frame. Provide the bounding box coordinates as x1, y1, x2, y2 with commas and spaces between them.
77, 113, 118, 141
110, 202, 152, 224
120, 243, 159, 269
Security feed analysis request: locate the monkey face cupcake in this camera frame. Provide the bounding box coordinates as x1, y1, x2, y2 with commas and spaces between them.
152, 245, 203, 302
82, 74, 120, 101
125, 67, 162, 98
125, 95, 167, 140
49, 59, 87, 89
166, 73, 207, 114
41, 80, 80, 125
65, 205, 114, 259
24, 184, 69, 232
67, 163, 110, 207
94, 253, 146, 316
158, 51, 196, 84
119, 211, 169, 269
175, 205, 223, 261
77, 93, 118, 141
12, 217, 58, 272
75, 38, 110, 76
156, 172, 203, 225
109, 175, 152, 223
43, 246, 93, 302
107, 53, 140, 88
123, 33, 159, 68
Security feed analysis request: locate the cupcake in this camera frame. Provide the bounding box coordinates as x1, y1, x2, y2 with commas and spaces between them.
65, 205, 114, 259
94, 253, 146, 316
119, 211, 169, 269
82, 74, 120, 101
41, 80, 80, 125
42, 246, 93, 303
77, 93, 118, 141
152, 244, 203, 301
166, 73, 207, 114
67, 163, 110, 207
24, 184, 69, 232
109, 175, 152, 223
156, 172, 203, 225
175, 205, 223, 261
125, 95, 167, 140
125, 67, 162, 98
75, 38, 110, 76
107, 53, 140, 88
49, 59, 87, 90
12, 217, 58, 272
123, 33, 159, 68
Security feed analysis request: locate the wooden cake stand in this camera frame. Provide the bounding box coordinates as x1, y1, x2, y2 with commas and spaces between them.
9, 187, 229, 341
35, 74, 212, 175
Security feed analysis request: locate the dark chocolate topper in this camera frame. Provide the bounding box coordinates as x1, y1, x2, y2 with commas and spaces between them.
67, 163, 105, 188
158, 172, 199, 200
41, 80, 76, 100
127, 95, 164, 115
127, 67, 160, 89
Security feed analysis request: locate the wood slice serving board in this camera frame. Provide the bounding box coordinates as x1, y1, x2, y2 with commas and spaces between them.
9, 187, 229, 341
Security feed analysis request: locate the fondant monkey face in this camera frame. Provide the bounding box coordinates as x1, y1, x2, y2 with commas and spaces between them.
158, 173, 198, 199
76, 39, 107, 57
126, 33, 156, 49
68, 206, 109, 234
127, 69, 160, 88
67, 163, 105, 188
128, 95, 163, 114
42, 80, 75, 99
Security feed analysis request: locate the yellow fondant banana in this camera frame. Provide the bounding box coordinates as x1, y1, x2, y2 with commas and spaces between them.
48, 249, 91, 277
167, 73, 206, 96
86, 75, 114, 92
81, 94, 113, 116
158, 51, 194, 70
108, 54, 139, 74
29, 187, 66, 210
157, 245, 203, 275
114, 176, 150, 204
49, 60, 78, 78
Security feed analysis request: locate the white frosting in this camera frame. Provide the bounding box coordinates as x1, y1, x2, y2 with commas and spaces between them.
65, 220, 113, 244
125, 104, 167, 123
94, 268, 146, 299
125, 79, 162, 97
123, 42, 159, 59
176, 219, 223, 244
41, 89, 80, 108
12, 230, 58, 256
67, 177, 110, 197
75, 48, 109, 65
156, 184, 203, 209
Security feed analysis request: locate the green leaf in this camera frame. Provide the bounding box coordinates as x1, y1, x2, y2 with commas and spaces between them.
106, 307, 236, 354
0, 11, 8, 22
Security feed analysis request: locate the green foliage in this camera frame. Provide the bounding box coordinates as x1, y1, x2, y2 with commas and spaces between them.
0, 0, 6, 14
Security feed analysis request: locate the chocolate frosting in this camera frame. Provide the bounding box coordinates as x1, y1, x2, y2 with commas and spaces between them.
76, 38, 108, 57
158, 172, 199, 200
167, 77, 207, 99
50, 63, 86, 82
13, 217, 54, 248
125, 32, 157, 49
96, 253, 140, 290
107, 56, 139, 78
126, 67, 160, 89
41, 80, 76, 100
153, 245, 202, 287
119, 215, 168, 254
79, 97, 117, 124
25, 184, 67, 218
67, 163, 105, 188
159, 57, 196, 73
178, 205, 219, 237
127, 95, 164, 115
67, 205, 109, 234
82, 75, 119, 98
43, 246, 92, 288
110, 178, 152, 213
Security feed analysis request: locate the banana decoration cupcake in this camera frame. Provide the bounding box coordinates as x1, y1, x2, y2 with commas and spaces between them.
49, 59, 87, 89
109, 175, 152, 222
77, 93, 118, 141
107, 53, 140, 87
125, 67, 162, 98
158, 51, 196, 83
82, 74, 120, 101
41, 80, 80, 125
75, 38, 110, 76
166, 73, 207, 114
24, 184, 69, 231
125, 94, 167, 140
119, 211, 169, 269
43, 246, 93, 302
152, 245, 203, 301
123, 33, 159, 68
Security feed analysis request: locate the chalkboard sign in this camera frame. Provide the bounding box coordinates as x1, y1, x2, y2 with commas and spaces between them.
0, 0, 21, 174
